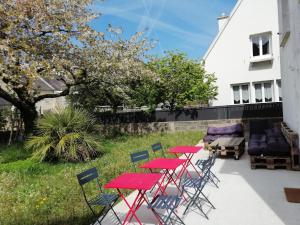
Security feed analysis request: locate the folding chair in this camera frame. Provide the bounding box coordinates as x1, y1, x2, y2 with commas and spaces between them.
195, 151, 220, 188
130, 150, 150, 171
182, 159, 215, 218
151, 142, 166, 158
147, 193, 185, 224
77, 167, 121, 225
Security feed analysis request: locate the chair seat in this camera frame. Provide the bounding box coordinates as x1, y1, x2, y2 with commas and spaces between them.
148, 195, 181, 210
182, 177, 202, 189
88, 193, 118, 206
195, 158, 209, 168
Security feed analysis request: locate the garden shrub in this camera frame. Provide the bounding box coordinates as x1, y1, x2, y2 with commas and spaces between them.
25, 107, 101, 162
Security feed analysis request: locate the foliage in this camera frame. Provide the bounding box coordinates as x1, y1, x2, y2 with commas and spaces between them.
145, 51, 218, 110
0, 1, 154, 133
0, 0, 101, 134
0, 131, 202, 225
69, 32, 156, 112
25, 107, 101, 162
0, 144, 30, 163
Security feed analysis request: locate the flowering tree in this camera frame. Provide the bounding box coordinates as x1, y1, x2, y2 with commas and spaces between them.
69, 32, 155, 113
0, 0, 154, 134
0, 0, 99, 134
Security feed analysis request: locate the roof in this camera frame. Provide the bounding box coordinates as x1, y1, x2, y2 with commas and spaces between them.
202, 0, 244, 61
43, 78, 65, 91
0, 78, 66, 106
35, 78, 65, 92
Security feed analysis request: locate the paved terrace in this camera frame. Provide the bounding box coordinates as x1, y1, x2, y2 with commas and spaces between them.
101, 142, 300, 225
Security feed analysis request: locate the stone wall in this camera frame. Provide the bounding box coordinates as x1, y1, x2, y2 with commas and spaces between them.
100, 117, 283, 141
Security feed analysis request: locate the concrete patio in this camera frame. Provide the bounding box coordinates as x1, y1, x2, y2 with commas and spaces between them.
101, 142, 300, 225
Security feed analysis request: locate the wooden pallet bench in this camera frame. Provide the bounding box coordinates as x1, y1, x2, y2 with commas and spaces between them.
281, 122, 300, 170
250, 155, 291, 170
210, 137, 245, 160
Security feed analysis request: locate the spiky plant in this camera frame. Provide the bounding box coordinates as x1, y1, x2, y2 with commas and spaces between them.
26, 107, 101, 162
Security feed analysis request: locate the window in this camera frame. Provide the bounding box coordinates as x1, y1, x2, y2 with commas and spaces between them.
232, 84, 250, 104
254, 83, 263, 102
250, 33, 272, 58
277, 80, 282, 101
254, 82, 274, 103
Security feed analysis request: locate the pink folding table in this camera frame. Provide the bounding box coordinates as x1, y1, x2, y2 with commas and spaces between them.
104, 172, 162, 225
168, 146, 203, 178
139, 158, 187, 198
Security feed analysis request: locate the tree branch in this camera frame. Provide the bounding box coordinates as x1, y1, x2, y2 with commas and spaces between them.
0, 86, 22, 108
33, 87, 70, 103
37, 28, 79, 37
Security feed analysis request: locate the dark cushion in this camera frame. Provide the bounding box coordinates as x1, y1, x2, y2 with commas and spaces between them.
249, 120, 270, 134
265, 127, 281, 137
203, 135, 221, 143
207, 124, 243, 135
263, 145, 290, 156
250, 134, 267, 142
203, 133, 243, 143
264, 135, 290, 156
248, 141, 267, 156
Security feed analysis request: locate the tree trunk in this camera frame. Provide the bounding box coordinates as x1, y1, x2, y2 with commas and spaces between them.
20, 106, 38, 136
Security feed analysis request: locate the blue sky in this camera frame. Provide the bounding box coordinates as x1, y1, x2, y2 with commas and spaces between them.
90, 0, 237, 59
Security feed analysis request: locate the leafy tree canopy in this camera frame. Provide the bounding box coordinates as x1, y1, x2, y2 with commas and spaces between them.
145, 51, 218, 110
69, 32, 156, 112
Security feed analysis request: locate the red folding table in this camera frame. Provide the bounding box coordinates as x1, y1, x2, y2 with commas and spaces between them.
139, 158, 187, 198
168, 146, 203, 178
104, 172, 162, 225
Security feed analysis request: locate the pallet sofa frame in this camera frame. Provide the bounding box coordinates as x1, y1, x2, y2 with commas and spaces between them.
250, 122, 299, 170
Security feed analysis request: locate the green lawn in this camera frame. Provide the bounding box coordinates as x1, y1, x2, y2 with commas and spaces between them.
0, 131, 202, 225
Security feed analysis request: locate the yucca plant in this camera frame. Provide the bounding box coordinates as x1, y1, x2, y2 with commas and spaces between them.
26, 107, 101, 162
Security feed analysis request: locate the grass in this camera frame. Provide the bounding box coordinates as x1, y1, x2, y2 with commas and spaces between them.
0, 131, 202, 225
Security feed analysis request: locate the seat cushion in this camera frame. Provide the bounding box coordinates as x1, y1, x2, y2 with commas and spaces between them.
203, 134, 221, 143
207, 124, 243, 135
265, 127, 281, 137
248, 141, 267, 156
250, 134, 267, 142
264, 136, 290, 156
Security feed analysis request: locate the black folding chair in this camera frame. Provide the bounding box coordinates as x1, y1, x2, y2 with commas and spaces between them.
196, 151, 220, 188
130, 150, 150, 171
151, 142, 166, 158
182, 158, 215, 218
147, 193, 185, 224
77, 167, 121, 225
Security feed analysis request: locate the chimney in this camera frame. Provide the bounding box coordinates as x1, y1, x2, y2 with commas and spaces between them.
217, 13, 229, 31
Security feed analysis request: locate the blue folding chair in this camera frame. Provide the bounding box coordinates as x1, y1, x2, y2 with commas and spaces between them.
130, 150, 150, 171
196, 151, 220, 188
181, 157, 215, 218
151, 142, 166, 158
77, 167, 121, 224
147, 191, 185, 224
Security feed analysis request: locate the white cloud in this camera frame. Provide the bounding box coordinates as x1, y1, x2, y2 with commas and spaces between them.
97, 3, 212, 47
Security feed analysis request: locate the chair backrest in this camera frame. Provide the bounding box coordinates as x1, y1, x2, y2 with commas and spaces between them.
151, 142, 165, 157
76, 167, 102, 204
211, 151, 218, 166
202, 156, 213, 174
77, 167, 100, 187
130, 150, 149, 171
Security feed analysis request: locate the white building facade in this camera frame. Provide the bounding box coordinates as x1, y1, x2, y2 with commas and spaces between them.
278, 0, 300, 146
203, 0, 282, 106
